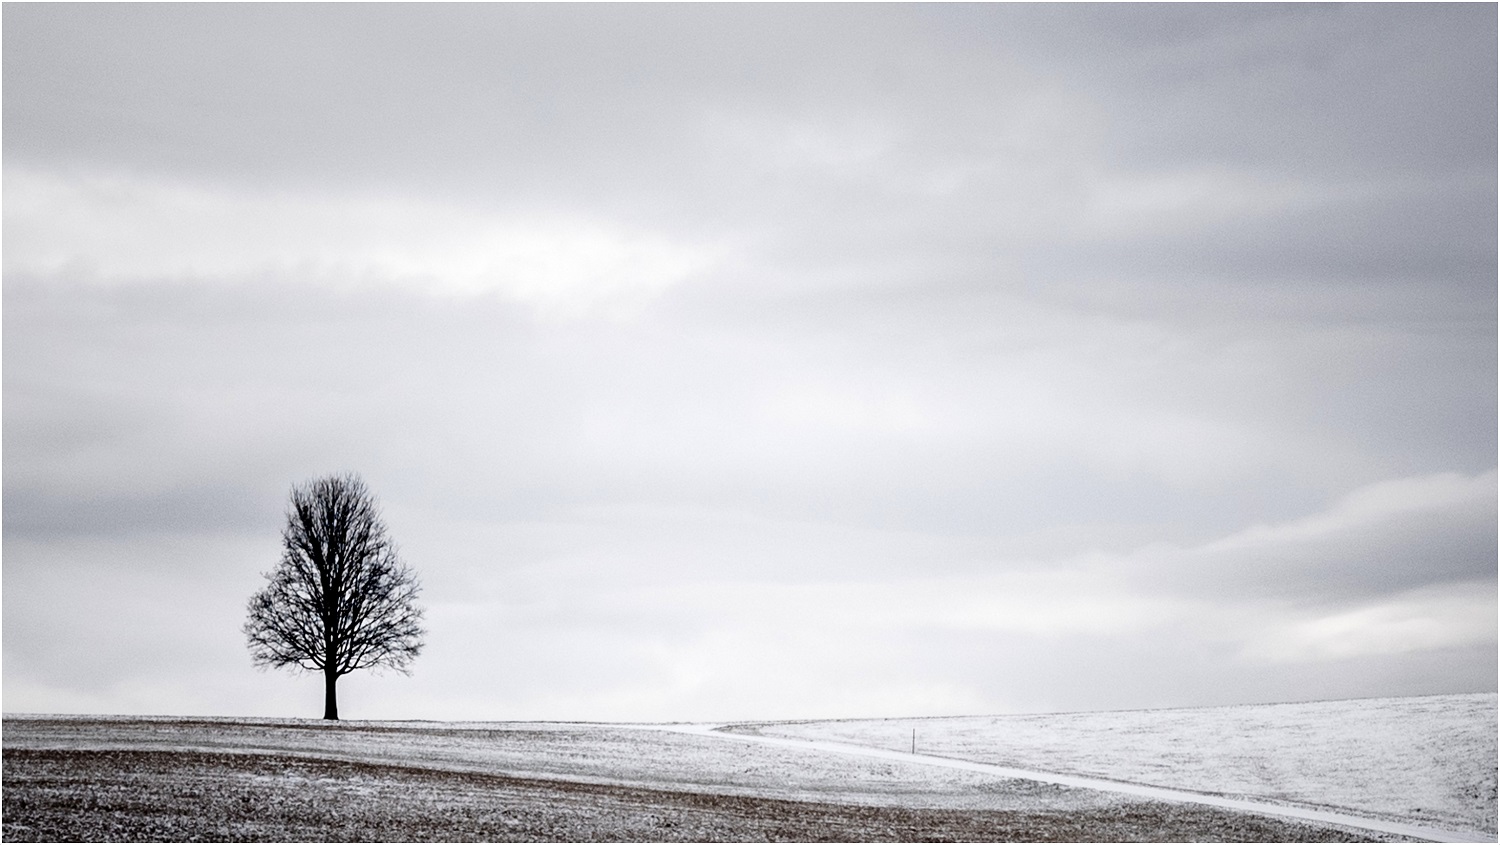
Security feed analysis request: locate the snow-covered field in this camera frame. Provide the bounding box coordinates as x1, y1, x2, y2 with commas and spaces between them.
735, 693, 1498, 836
3, 693, 1492, 841
4, 716, 1371, 842
3, 715, 1094, 812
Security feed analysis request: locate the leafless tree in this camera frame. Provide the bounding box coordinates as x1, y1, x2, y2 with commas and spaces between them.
245, 473, 425, 720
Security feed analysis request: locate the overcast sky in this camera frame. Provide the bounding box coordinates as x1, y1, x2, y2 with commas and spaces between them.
4, 3, 1496, 722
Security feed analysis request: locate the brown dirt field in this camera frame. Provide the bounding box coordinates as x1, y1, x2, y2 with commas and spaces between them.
2, 748, 1390, 842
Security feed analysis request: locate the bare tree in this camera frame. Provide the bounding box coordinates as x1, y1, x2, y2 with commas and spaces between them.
245, 473, 425, 720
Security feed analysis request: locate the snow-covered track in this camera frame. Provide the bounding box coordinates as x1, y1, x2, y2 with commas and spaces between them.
654, 723, 1493, 843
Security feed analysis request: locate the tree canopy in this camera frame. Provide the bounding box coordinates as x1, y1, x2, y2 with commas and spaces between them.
244, 473, 424, 719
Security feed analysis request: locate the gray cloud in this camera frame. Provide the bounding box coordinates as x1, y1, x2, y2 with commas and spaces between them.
1116, 472, 1498, 602
4, 4, 1493, 720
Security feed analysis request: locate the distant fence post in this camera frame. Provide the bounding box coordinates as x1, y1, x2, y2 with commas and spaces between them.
911, 728, 915, 754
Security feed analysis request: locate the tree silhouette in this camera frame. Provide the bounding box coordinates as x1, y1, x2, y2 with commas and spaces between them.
245, 473, 425, 719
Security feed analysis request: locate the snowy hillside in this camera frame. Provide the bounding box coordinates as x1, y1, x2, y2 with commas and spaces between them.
735, 693, 1497, 834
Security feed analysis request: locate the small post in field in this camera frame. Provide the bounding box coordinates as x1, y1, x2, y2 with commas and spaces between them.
911, 728, 915, 754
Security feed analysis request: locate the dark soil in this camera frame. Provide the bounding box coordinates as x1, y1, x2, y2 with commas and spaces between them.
3, 748, 1389, 842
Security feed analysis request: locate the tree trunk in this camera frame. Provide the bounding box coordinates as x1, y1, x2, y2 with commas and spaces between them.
323, 669, 339, 720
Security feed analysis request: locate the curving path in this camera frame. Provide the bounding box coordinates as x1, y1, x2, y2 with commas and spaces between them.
652, 723, 1492, 844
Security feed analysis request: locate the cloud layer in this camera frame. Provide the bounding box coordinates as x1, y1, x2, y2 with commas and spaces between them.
4, 4, 1494, 720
